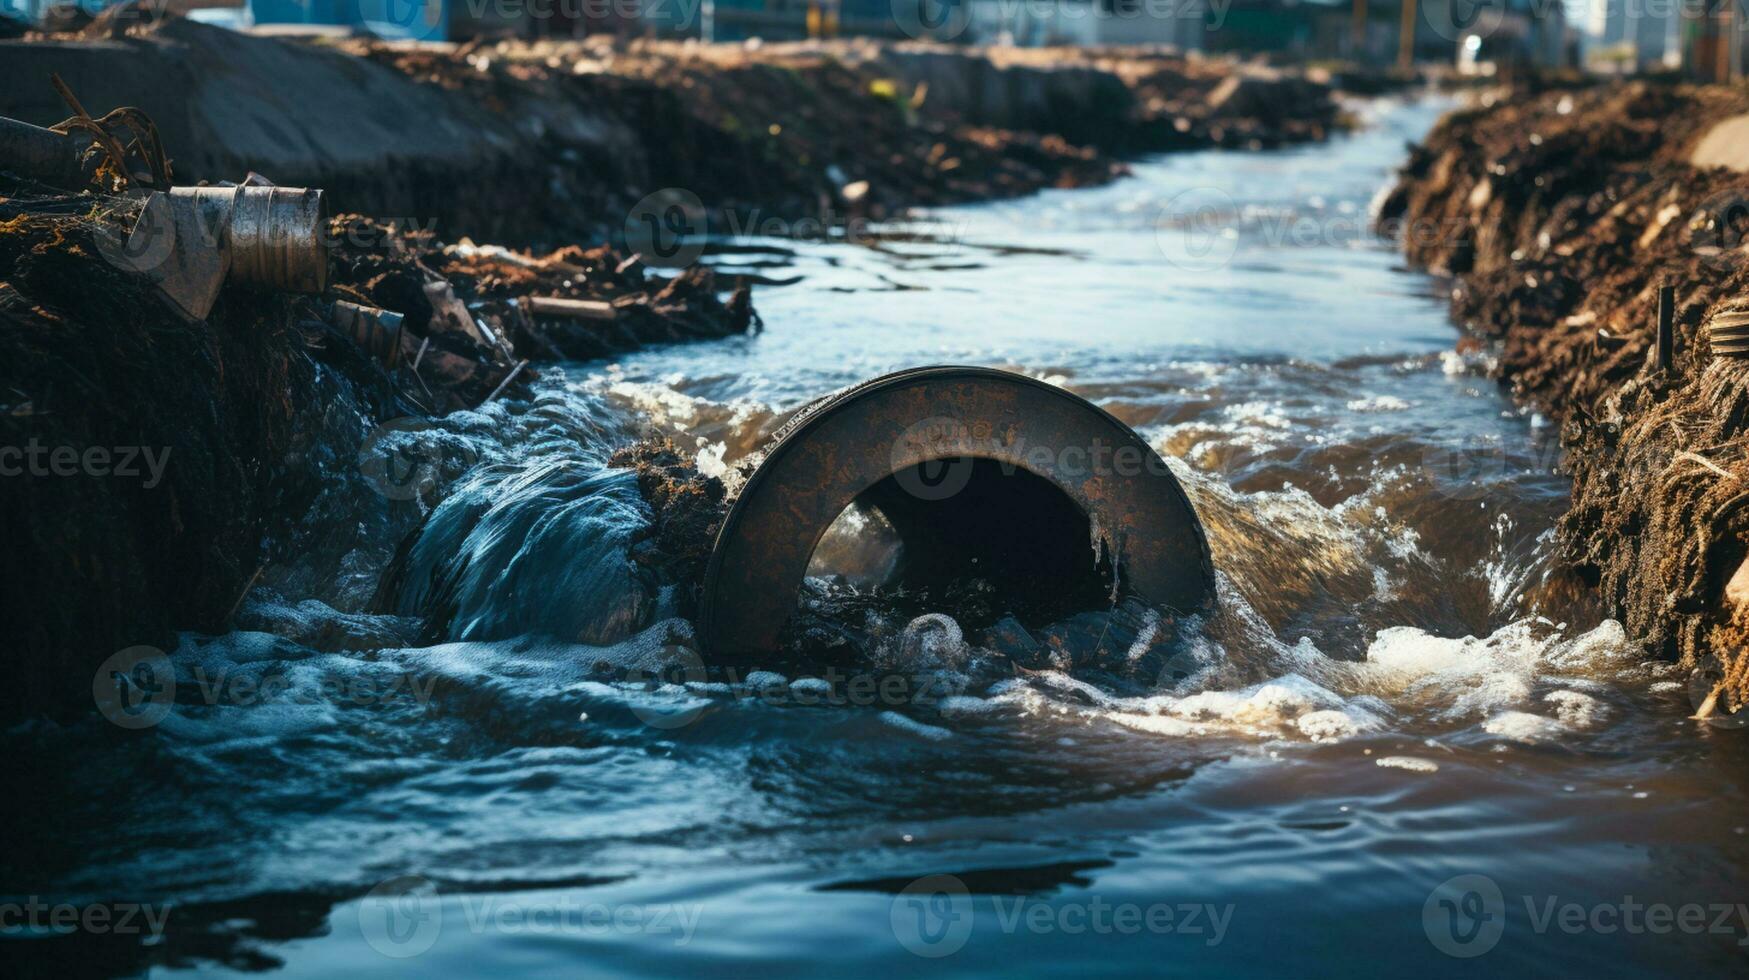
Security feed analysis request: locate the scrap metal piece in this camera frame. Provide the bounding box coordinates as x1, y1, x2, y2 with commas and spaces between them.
1655, 283, 1675, 371
332, 301, 406, 369
525, 296, 618, 321
698, 366, 1217, 660
1706, 305, 1749, 359
132, 189, 227, 322
422, 278, 490, 347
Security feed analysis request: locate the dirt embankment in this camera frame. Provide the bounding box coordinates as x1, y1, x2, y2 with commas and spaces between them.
3, 17, 1342, 246
1380, 80, 1749, 716
339, 36, 1341, 240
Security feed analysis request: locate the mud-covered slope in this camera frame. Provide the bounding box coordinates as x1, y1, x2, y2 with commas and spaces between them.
1380, 80, 1749, 715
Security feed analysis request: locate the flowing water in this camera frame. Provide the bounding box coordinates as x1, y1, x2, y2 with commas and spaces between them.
11, 97, 1749, 978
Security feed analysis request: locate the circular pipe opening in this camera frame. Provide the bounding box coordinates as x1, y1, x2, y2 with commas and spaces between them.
806, 458, 1115, 629
700, 366, 1215, 660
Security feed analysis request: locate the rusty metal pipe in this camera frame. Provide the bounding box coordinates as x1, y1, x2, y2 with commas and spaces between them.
0, 114, 90, 189
698, 366, 1217, 659
125, 185, 329, 321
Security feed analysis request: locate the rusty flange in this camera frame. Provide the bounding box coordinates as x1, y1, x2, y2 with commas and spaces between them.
698, 366, 1216, 659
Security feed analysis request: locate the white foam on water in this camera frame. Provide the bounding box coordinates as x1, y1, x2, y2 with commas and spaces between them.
1482, 710, 1570, 743
1345, 395, 1412, 413
1544, 689, 1608, 728
936, 695, 999, 718
740, 671, 789, 691
880, 710, 954, 741
1358, 619, 1637, 723
1376, 755, 1440, 773
1298, 709, 1370, 742
962, 580, 1642, 747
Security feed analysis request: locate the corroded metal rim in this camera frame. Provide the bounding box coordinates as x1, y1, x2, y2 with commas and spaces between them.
698, 365, 1217, 659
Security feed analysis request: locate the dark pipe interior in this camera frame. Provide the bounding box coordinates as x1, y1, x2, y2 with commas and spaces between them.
806, 457, 1116, 626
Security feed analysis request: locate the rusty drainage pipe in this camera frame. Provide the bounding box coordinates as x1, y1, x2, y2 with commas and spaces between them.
122, 185, 328, 321
0, 114, 91, 189
698, 366, 1217, 659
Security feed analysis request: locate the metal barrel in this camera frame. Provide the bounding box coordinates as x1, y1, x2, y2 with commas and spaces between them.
163, 185, 327, 294
219, 186, 328, 294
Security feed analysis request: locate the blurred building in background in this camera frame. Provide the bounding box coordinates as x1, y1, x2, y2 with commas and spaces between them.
1581, 0, 1680, 72
1578, 0, 1742, 81
954, 0, 1207, 48
1199, 0, 1570, 70
14, 0, 1742, 82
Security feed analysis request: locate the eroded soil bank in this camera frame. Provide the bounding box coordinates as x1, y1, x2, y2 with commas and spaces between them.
1380, 80, 1749, 716
2, 16, 1346, 246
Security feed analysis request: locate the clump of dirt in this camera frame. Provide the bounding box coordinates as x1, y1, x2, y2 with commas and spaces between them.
1381, 79, 1749, 716
1563, 360, 1749, 673
608, 438, 731, 608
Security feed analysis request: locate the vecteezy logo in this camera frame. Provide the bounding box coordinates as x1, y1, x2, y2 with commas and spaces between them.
890, 417, 978, 502
359, 874, 442, 958
1155, 187, 1239, 272
624, 188, 707, 268
1422, 0, 1508, 43
1690, 188, 1749, 271
92, 645, 175, 729
891, 874, 973, 958
93, 191, 177, 276
626, 645, 710, 730
1420, 435, 1507, 501
356, 0, 447, 43
1423, 874, 1505, 957
358, 416, 474, 503
890, 0, 971, 41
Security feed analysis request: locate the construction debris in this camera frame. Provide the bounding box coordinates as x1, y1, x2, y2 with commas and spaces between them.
524, 296, 618, 321
326, 213, 757, 373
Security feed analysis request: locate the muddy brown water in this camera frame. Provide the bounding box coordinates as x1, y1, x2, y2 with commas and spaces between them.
7, 97, 1749, 977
